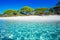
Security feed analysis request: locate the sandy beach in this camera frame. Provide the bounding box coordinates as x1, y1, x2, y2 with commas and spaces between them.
0, 15, 60, 22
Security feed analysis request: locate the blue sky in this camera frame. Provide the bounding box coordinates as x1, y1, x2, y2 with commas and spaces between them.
0, 0, 58, 14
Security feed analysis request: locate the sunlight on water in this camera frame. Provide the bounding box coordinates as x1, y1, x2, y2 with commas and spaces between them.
0, 20, 60, 40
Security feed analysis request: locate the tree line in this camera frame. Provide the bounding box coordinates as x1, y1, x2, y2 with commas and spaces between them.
0, 6, 60, 17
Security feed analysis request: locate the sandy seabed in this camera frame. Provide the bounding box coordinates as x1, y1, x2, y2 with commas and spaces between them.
0, 15, 60, 22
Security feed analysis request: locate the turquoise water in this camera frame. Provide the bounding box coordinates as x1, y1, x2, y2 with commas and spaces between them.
0, 20, 60, 40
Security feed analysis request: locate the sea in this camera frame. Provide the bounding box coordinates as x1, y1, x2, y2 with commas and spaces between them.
0, 20, 60, 40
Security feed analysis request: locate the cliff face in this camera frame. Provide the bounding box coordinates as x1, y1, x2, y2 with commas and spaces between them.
55, 1, 60, 14
50, 1, 60, 15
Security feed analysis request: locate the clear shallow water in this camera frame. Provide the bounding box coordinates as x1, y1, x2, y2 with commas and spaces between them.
0, 20, 60, 40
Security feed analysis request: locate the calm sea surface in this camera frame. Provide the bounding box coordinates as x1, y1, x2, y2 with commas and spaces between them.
0, 20, 60, 40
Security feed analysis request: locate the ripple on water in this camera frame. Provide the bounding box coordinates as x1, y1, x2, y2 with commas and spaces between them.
0, 20, 60, 40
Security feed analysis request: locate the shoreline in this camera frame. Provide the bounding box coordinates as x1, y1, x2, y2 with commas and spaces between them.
0, 15, 60, 22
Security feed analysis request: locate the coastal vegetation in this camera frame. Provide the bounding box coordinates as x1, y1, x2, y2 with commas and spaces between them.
0, 1, 60, 17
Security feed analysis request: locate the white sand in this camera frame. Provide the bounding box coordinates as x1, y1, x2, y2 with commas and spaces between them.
0, 15, 60, 22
